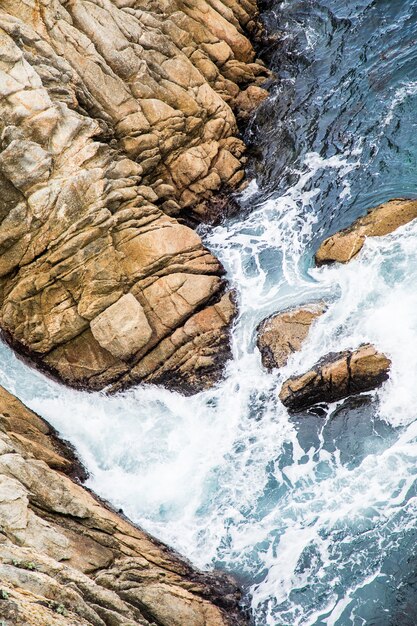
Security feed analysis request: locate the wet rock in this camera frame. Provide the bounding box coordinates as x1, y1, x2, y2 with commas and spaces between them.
0, 384, 247, 626
234, 85, 269, 122
257, 302, 326, 369
315, 198, 417, 265
0, 1, 269, 393
279, 344, 391, 412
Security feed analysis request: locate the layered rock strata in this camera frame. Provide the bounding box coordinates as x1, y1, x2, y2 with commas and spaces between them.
257, 302, 326, 370
0, 384, 247, 626
315, 198, 417, 265
0, 0, 269, 393
279, 344, 391, 413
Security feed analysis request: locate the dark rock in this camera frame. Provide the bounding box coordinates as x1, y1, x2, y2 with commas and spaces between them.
279, 344, 391, 412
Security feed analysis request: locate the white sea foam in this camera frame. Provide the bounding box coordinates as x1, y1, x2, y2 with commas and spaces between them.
0, 136, 411, 625
1, 4, 417, 624
383, 81, 417, 127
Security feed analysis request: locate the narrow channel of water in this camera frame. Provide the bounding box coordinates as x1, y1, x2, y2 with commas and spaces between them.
2, 1, 417, 624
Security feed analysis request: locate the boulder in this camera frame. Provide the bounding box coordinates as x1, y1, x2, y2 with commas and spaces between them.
0, 384, 247, 626
315, 198, 417, 265
279, 344, 391, 412
90, 294, 153, 360
257, 302, 326, 369
234, 85, 269, 121
0, 0, 270, 393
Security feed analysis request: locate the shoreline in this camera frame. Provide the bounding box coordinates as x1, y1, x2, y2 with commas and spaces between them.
0, 384, 249, 625
0, 0, 273, 397
0, 1, 276, 624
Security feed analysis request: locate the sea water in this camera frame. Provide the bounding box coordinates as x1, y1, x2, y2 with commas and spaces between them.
2, 1, 417, 624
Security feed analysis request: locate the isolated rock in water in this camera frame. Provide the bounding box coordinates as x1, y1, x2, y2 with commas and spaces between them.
0, 385, 247, 626
279, 344, 391, 412
315, 199, 417, 265
0, 1, 269, 393
257, 303, 326, 369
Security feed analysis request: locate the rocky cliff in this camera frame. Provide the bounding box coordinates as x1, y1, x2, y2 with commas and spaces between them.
0, 384, 247, 626
0, 0, 269, 393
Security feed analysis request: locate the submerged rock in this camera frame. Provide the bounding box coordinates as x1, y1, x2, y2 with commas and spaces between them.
0, 0, 270, 393
279, 344, 391, 412
315, 198, 417, 265
0, 385, 247, 626
257, 302, 326, 369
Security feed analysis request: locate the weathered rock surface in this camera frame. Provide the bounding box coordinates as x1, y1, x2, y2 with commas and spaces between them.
0, 0, 269, 393
0, 384, 247, 626
257, 302, 326, 369
279, 344, 391, 412
316, 198, 417, 265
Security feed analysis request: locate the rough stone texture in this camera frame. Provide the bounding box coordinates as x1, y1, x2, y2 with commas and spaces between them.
0, 384, 247, 626
315, 198, 417, 265
90, 294, 152, 360
0, 0, 269, 392
234, 84, 268, 122
257, 302, 326, 370
279, 344, 391, 412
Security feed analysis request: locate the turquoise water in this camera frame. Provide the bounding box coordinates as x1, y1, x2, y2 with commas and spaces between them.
2, 1, 417, 624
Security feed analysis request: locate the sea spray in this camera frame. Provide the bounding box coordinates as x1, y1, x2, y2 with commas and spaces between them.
1, 1, 417, 624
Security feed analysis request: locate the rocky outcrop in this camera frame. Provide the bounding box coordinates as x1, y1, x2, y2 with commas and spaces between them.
0, 0, 269, 393
257, 302, 326, 369
0, 384, 247, 626
315, 198, 417, 265
279, 344, 391, 413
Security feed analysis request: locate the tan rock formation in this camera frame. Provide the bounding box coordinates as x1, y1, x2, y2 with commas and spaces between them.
0, 0, 269, 392
90, 294, 153, 360
315, 198, 417, 265
279, 344, 391, 412
234, 85, 269, 122
257, 302, 326, 370
0, 384, 247, 626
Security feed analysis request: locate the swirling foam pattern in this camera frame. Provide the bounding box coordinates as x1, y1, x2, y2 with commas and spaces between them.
2, 1, 417, 624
